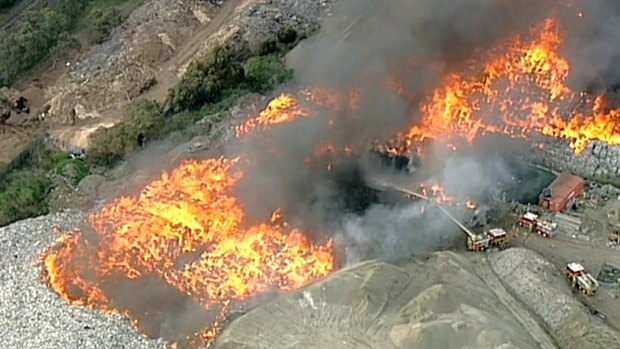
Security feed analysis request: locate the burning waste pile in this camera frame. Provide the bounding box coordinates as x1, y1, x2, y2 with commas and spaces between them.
34, 0, 620, 348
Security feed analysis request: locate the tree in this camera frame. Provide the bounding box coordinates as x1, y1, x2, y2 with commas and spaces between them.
246, 55, 293, 92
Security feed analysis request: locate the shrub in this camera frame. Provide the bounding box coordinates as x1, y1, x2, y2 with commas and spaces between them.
125, 99, 164, 138
277, 27, 298, 44
258, 38, 278, 56
87, 8, 122, 44
164, 44, 249, 113
86, 100, 163, 167
51, 158, 91, 185
87, 124, 132, 167
0, 10, 70, 84
246, 55, 293, 92
0, 0, 19, 11
0, 170, 52, 226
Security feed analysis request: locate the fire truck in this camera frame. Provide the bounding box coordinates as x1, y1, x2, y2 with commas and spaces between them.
517, 212, 538, 229
517, 212, 557, 238
565, 262, 599, 296
466, 228, 507, 251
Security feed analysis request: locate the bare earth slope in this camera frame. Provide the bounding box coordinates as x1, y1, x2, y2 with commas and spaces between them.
214, 252, 541, 349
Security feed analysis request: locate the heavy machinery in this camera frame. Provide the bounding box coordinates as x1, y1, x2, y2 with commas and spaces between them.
466, 228, 508, 251
517, 212, 538, 229
517, 212, 557, 238
609, 232, 619, 245
565, 262, 599, 296
534, 219, 557, 238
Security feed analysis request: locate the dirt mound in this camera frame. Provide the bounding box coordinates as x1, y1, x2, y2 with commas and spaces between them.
45, 0, 219, 123
214, 253, 539, 349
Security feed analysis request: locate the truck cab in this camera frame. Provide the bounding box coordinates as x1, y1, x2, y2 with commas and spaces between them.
565, 262, 599, 296
487, 228, 507, 246
517, 212, 538, 230
467, 234, 491, 251
535, 219, 557, 238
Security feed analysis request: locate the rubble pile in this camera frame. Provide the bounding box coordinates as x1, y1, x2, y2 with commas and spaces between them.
181, 0, 335, 75
236, 0, 333, 46
46, 0, 336, 124
490, 248, 620, 349
530, 136, 620, 179
47, 0, 219, 121
0, 212, 165, 349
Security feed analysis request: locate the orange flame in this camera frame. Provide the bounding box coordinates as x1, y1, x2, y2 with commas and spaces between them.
236, 93, 310, 138
389, 19, 620, 155
41, 157, 335, 347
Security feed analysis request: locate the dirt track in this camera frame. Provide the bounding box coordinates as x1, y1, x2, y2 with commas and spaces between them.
141, 0, 243, 102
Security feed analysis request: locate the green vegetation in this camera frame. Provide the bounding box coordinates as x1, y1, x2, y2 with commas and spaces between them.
0, 139, 92, 226
85, 7, 122, 44
0, 0, 20, 11
0, 27, 301, 227
87, 100, 163, 167
246, 55, 293, 92
89, 29, 298, 167
0, 10, 69, 85
0, 0, 141, 86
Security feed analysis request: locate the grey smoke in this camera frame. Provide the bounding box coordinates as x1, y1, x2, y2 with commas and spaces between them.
560, 0, 620, 91
228, 0, 620, 263
336, 202, 461, 266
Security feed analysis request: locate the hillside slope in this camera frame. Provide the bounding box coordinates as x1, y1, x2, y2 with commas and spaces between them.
215, 252, 542, 349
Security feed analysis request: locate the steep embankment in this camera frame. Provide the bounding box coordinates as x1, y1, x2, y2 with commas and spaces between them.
215, 252, 541, 349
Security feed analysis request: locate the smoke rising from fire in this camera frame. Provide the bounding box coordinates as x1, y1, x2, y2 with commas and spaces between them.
230, 0, 561, 261
560, 0, 620, 91
230, 0, 620, 263
41, 1, 620, 347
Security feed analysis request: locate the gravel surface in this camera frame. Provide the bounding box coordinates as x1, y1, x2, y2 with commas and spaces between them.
0, 212, 166, 349
236, 0, 333, 46
490, 248, 574, 330
490, 248, 620, 349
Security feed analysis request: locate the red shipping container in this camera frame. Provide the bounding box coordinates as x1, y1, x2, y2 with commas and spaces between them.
539, 173, 585, 212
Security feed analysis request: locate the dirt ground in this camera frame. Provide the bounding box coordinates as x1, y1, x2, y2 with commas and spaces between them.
0, 0, 237, 166
512, 232, 620, 332
215, 253, 545, 349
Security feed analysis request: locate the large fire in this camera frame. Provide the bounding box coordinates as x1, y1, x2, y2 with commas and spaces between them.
386, 19, 620, 154
41, 156, 334, 346
39, 13, 620, 349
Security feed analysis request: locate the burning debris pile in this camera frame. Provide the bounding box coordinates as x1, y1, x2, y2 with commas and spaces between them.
34, 0, 620, 347
41, 99, 337, 347
379, 18, 620, 159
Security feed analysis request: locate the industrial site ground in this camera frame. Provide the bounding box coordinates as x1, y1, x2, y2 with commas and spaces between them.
1, 1, 620, 349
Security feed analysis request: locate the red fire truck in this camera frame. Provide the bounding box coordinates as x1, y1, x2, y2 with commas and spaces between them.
466, 228, 508, 251
517, 212, 538, 230
517, 212, 557, 238
535, 219, 557, 238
